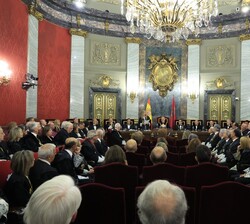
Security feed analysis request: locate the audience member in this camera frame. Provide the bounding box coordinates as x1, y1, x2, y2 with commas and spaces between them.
0, 127, 10, 160
187, 133, 198, 143
137, 180, 187, 224
211, 128, 227, 155
7, 126, 24, 155
0, 196, 8, 224
23, 175, 82, 224
95, 128, 108, 156
29, 143, 58, 190
26, 117, 35, 123
150, 146, 167, 165
182, 130, 191, 140
81, 130, 104, 166
157, 128, 168, 138
39, 125, 55, 144
69, 123, 82, 139
4, 150, 34, 208
6, 122, 17, 134
186, 138, 201, 153
155, 142, 168, 152
232, 122, 239, 130
39, 119, 47, 129
53, 119, 61, 132
21, 121, 42, 152
224, 119, 232, 129
82, 121, 89, 136
78, 122, 86, 138
125, 139, 138, 153
241, 122, 249, 136
54, 121, 73, 146
104, 145, 127, 165
109, 123, 126, 147
195, 145, 211, 163
157, 137, 168, 146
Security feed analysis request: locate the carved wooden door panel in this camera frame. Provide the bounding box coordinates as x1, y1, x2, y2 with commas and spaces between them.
93, 92, 117, 126
208, 94, 232, 121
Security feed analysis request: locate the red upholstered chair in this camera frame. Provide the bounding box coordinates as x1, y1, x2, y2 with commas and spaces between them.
33, 152, 38, 160
179, 152, 197, 166
199, 181, 250, 224
75, 183, 126, 224
0, 160, 12, 188
185, 162, 229, 188
94, 162, 138, 224
125, 152, 146, 175
176, 139, 188, 153
142, 163, 186, 186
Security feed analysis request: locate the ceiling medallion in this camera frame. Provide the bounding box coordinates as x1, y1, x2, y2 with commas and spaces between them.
148, 54, 178, 97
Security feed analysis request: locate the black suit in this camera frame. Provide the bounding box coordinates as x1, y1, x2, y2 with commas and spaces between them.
7, 141, 23, 154
0, 141, 10, 160
225, 138, 240, 168
209, 132, 221, 149
81, 139, 102, 165
54, 128, 70, 146
79, 129, 86, 138
192, 124, 202, 131
214, 138, 226, 154
109, 130, 125, 147
29, 159, 58, 190
52, 150, 77, 180
95, 139, 108, 156
21, 132, 42, 152
39, 135, 55, 145
89, 124, 101, 130
122, 124, 135, 130
205, 133, 214, 145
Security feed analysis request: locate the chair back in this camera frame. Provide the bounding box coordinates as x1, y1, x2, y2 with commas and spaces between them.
0, 160, 12, 188
199, 181, 250, 224
185, 162, 229, 188
94, 162, 138, 224
142, 163, 186, 186
75, 183, 126, 224
179, 152, 197, 166
125, 152, 146, 175
166, 151, 179, 165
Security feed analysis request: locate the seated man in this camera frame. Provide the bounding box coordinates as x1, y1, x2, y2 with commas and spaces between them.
192, 120, 203, 131
94, 128, 108, 156
54, 121, 73, 146
29, 143, 59, 190
23, 175, 82, 224
175, 119, 186, 131
109, 123, 126, 147
122, 118, 135, 130
158, 116, 168, 128
89, 118, 101, 130
104, 118, 115, 131
137, 180, 187, 224
139, 111, 151, 130
195, 145, 212, 164
125, 139, 138, 153
150, 146, 167, 165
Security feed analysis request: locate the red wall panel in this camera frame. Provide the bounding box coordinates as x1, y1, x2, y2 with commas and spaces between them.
0, 0, 28, 125
37, 20, 71, 121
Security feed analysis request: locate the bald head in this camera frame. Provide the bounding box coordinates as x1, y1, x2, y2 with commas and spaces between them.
150, 146, 167, 164
125, 139, 137, 153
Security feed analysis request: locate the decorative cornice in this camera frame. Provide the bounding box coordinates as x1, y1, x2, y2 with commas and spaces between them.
125, 37, 142, 44
186, 39, 202, 45
28, 4, 43, 21
69, 28, 88, 37
239, 34, 250, 41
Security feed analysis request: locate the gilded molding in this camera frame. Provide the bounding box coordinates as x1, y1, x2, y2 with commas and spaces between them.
69, 28, 88, 37
186, 39, 202, 45
28, 5, 43, 21
239, 34, 250, 41
125, 37, 142, 44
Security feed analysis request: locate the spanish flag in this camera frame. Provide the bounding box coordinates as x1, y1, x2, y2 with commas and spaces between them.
145, 97, 152, 122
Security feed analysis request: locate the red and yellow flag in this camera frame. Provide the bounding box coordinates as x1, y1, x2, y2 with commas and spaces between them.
145, 97, 152, 121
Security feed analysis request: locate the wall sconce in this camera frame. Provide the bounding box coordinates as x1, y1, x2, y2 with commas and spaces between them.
188, 91, 199, 104
22, 73, 38, 90
128, 90, 137, 103
0, 60, 12, 86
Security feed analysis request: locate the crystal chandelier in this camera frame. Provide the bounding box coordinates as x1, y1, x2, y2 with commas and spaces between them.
122, 0, 218, 42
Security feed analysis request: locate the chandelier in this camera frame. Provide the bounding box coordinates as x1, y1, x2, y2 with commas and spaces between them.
122, 0, 218, 42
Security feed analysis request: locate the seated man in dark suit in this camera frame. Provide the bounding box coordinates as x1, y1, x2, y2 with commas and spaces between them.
104, 118, 115, 131
95, 128, 108, 156
109, 123, 126, 147
192, 120, 203, 131
29, 143, 58, 190
89, 118, 101, 131
122, 118, 135, 130
175, 119, 186, 131
52, 138, 79, 182
81, 130, 105, 166
21, 121, 42, 152
54, 121, 73, 146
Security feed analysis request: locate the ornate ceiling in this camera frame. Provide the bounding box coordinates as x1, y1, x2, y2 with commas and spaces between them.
23, 0, 250, 40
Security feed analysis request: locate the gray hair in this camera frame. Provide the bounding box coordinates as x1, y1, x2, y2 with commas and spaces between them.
23, 175, 82, 224
26, 121, 40, 132
61, 121, 73, 130
38, 143, 56, 160
219, 128, 227, 135
137, 180, 187, 224
87, 130, 97, 139
155, 142, 168, 152
115, 123, 121, 129
96, 128, 104, 138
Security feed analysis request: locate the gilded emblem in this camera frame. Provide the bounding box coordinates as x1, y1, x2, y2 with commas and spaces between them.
148, 54, 178, 97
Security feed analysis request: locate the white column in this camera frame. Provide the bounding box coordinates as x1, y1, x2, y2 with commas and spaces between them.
69, 30, 87, 119
186, 39, 201, 119
125, 38, 141, 119
240, 36, 250, 120
26, 15, 38, 118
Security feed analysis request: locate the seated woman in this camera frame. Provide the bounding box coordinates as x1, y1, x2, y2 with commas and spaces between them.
39, 125, 55, 144
7, 126, 24, 155
186, 138, 201, 153
104, 145, 127, 165
69, 123, 82, 139
4, 150, 34, 209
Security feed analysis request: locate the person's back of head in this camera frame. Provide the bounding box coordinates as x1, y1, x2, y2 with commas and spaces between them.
155, 142, 168, 152
195, 145, 211, 163
23, 175, 82, 224
157, 128, 168, 138
131, 131, 144, 145
182, 130, 191, 140
137, 180, 187, 224
150, 146, 167, 164
104, 145, 127, 164
38, 143, 56, 162
125, 139, 137, 153
186, 138, 201, 153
